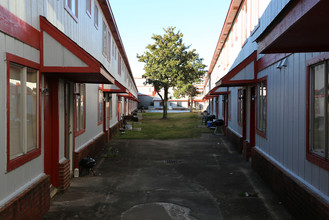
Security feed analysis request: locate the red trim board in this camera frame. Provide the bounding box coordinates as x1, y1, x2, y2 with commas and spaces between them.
257, 0, 329, 53
216, 51, 257, 87
97, 0, 137, 91
40, 16, 99, 71
208, 0, 243, 75
0, 5, 40, 49
40, 17, 116, 84
44, 77, 60, 187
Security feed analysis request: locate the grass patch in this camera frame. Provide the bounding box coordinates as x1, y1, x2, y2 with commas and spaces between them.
115, 112, 211, 139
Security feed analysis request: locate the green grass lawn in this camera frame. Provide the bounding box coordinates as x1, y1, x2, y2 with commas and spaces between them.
115, 112, 211, 139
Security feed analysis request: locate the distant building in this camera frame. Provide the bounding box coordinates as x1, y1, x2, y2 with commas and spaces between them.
135, 77, 205, 111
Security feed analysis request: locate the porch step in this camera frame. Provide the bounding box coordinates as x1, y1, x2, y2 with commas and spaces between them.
49, 185, 58, 198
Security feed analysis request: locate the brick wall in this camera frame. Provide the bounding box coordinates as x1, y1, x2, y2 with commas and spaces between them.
226, 128, 243, 153
242, 140, 250, 161
109, 122, 120, 139
58, 159, 70, 191
0, 175, 50, 220
74, 133, 107, 170
252, 148, 329, 219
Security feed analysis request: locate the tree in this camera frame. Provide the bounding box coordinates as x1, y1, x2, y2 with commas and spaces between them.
137, 27, 206, 119
173, 84, 199, 112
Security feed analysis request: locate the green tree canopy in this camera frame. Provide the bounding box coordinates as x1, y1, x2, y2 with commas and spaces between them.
137, 27, 206, 119
173, 84, 199, 112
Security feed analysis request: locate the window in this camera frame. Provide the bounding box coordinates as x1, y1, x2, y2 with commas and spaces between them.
109, 95, 113, 121
237, 89, 243, 126
102, 21, 107, 57
177, 101, 182, 107
250, 0, 259, 32
94, 3, 98, 28
86, 0, 91, 16
241, 1, 247, 45
65, 0, 78, 21
75, 84, 86, 135
118, 55, 121, 75
118, 97, 122, 120
257, 79, 267, 136
98, 89, 103, 125
107, 30, 111, 62
309, 61, 328, 158
7, 57, 40, 172
112, 39, 115, 57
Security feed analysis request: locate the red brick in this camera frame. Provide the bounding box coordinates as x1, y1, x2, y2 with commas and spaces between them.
252, 148, 329, 219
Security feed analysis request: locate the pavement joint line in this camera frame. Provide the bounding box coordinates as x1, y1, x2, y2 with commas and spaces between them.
221, 139, 234, 154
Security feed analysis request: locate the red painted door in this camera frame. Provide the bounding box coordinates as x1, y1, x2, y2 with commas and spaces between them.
44, 76, 59, 187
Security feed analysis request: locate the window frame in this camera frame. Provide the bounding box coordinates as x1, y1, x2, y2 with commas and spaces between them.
118, 54, 121, 75
256, 77, 267, 138
65, 0, 78, 22
109, 95, 113, 121
112, 39, 115, 57
97, 88, 103, 125
107, 30, 111, 62
94, 3, 99, 29
74, 83, 86, 137
306, 53, 329, 171
102, 21, 107, 57
6, 53, 41, 172
86, 0, 91, 17
118, 97, 122, 121
240, 0, 247, 46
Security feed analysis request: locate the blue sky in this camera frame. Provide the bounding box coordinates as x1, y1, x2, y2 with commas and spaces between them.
110, 0, 231, 77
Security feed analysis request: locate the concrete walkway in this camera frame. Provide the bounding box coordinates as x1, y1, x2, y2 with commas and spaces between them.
43, 134, 292, 220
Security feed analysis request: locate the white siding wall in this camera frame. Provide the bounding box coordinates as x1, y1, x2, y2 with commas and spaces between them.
0, 33, 44, 207
75, 84, 103, 150
110, 94, 119, 127
58, 81, 65, 161
255, 52, 329, 198
227, 87, 243, 137
1, 0, 138, 111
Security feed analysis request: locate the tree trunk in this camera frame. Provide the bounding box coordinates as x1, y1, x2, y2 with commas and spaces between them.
163, 87, 168, 119
189, 96, 193, 112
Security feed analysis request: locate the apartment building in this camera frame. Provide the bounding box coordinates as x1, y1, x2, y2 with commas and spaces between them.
204, 0, 329, 218
0, 0, 138, 219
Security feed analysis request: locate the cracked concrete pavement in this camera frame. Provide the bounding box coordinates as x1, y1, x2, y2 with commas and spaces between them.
43, 133, 292, 220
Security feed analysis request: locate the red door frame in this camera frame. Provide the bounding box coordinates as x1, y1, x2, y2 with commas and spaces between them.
44, 76, 59, 187
103, 97, 107, 132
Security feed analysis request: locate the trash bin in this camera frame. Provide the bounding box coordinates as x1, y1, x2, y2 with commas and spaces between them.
207, 121, 212, 127
205, 115, 216, 125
